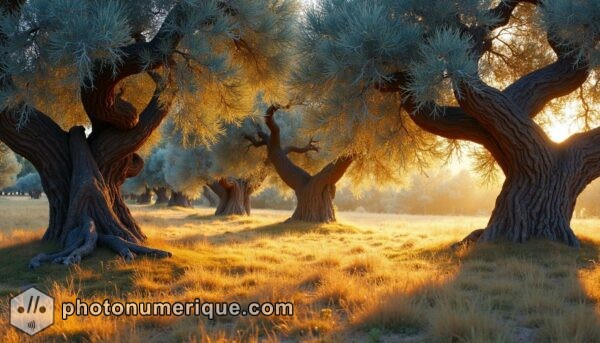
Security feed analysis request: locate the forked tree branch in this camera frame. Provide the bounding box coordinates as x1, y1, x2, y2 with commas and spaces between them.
283, 138, 319, 155
454, 79, 554, 166
313, 155, 353, 187
503, 55, 589, 118
264, 104, 311, 190
376, 72, 511, 171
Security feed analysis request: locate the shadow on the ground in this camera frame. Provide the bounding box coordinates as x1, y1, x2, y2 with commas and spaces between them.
0, 237, 174, 298
349, 237, 600, 342
171, 219, 360, 247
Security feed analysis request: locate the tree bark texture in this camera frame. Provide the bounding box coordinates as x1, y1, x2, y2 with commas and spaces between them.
374, 1, 595, 247
260, 105, 353, 223
26, 127, 170, 269
208, 178, 258, 216
0, 1, 212, 266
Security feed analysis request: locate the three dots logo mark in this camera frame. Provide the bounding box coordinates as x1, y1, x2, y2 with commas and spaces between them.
10, 287, 54, 336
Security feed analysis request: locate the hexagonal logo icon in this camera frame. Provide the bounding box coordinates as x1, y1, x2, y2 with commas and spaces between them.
10, 287, 54, 336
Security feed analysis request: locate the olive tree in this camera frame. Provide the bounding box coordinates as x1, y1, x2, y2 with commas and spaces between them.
242, 96, 434, 222
210, 104, 323, 216
296, 0, 600, 246
0, 0, 297, 267
15, 172, 43, 199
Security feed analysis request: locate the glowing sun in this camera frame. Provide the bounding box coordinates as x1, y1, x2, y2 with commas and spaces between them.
545, 101, 583, 143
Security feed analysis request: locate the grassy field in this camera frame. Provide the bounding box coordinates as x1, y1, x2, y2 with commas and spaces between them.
0, 197, 599, 342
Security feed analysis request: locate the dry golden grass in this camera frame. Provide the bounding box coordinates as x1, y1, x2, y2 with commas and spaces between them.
0, 197, 599, 342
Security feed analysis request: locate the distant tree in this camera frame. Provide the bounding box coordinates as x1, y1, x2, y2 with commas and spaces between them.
209, 105, 322, 216
0, 1, 297, 267
159, 141, 212, 208
15, 172, 43, 199
122, 147, 171, 205
0, 143, 21, 190
297, 0, 600, 246
243, 98, 432, 222
245, 104, 350, 222
202, 185, 220, 207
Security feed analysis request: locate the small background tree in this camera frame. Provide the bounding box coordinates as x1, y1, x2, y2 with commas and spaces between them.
0, 143, 21, 191
15, 172, 43, 199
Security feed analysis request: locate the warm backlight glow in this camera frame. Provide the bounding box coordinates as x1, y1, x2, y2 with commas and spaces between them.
545, 101, 583, 143
547, 121, 574, 143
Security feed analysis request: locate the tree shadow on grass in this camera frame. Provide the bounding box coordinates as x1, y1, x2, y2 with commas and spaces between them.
171, 219, 360, 247
0, 236, 182, 299
350, 238, 600, 342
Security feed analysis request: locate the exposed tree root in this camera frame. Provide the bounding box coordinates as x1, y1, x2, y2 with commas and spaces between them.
29, 217, 171, 269
97, 234, 171, 262
28, 127, 171, 269
29, 216, 98, 269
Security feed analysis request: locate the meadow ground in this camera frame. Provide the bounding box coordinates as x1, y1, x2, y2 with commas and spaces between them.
0, 197, 599, 342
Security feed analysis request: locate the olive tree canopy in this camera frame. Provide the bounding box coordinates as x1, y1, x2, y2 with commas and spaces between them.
295, 0, 600, 246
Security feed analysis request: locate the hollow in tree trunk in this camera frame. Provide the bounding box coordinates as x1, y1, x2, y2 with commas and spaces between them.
168, 191, 193, 208
0, 0, 185, 266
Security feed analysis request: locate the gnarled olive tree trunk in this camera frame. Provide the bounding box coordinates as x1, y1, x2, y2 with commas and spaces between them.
452, 82, 595, 247
393, 63, 592, 247
0, 0, 187, 266
374, 2, 595, 247
208, 178, 259, 216
260, 105, 353, 223
154, 187, 170, 204
0, 57, 175, 268
137, 187, 153, 204
168, 191, 193, 208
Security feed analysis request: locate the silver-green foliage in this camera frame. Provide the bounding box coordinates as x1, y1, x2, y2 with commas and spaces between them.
0, 0, 299, 138
122, 148, 170, 195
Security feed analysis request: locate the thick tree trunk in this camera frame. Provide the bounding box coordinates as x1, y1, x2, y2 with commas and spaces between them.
168, 191, 193, 208
0, 5, 182, 267
26, 128, 170, 268
209, 178, 256, 216
290, 183, 336, 222
451, 82, 592, 248
137, 187, 153, 204
99, 153, 146, 241
481, 162, 581, 246
256, 105, 353, 223
154, 187, 170, 205
29, 191, 42, 199
0, 110, 71, 241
